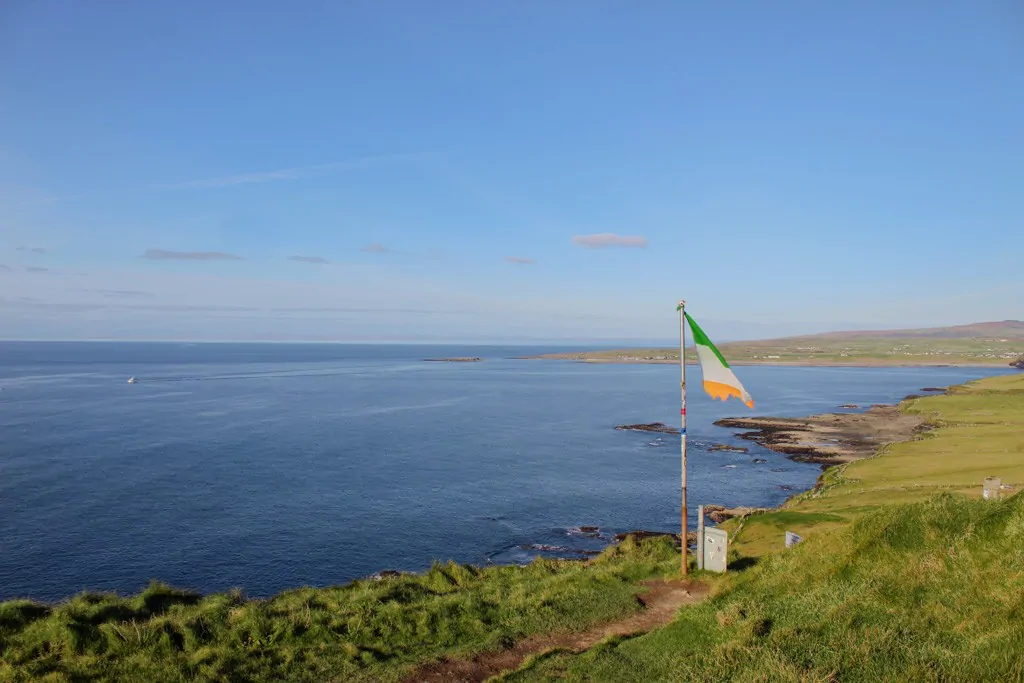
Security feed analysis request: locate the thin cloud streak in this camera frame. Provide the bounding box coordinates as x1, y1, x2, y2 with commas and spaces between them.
0, 264, 10, 271
572, 233, 648, 248
95, 289, 156, 299
361, 243, 393, 254
504, 256, 536, 265
288, 255, 331, 265
141, 249, 244, 261
1, 297, 607, 321
25, 266, 49, 273
156, 153, 419, 190
17, 247, 47, 254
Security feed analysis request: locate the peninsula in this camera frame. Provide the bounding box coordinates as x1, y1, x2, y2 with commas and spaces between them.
526, 320, 1024, 367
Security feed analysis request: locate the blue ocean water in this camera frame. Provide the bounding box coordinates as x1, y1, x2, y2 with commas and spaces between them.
0, 342, 1011, 602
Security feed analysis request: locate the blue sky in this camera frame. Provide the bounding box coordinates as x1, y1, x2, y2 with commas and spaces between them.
1, 1, 1022, 341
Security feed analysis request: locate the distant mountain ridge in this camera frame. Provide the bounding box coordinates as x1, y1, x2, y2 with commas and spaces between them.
765, 320, 1024, 343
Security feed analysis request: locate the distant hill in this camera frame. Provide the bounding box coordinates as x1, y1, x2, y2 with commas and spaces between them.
528, 321, 1024, 367
803, 320, 1024, 341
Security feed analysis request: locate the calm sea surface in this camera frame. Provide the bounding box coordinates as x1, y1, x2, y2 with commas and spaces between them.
0, 342, 1011, 601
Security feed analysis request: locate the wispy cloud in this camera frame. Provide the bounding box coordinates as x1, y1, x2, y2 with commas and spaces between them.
156, 154, 418, 190
25, 266, 49, 273
288, 255, 331, 265
361, 243, 393, 254
504, 256, 536, 265
572, 233, 648, 249
17, 246, 47, 254
161, 169, 300, 190
141, 249, 244, 261
0, 264, 10, 272
95, 289, 156, 299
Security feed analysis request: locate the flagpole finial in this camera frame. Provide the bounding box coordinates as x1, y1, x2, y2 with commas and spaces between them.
676, 300, 686, 311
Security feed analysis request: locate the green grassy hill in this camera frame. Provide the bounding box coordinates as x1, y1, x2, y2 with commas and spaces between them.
508, 493, 1024, 682
506, 372, 1024, 681
0, 537, 679, 682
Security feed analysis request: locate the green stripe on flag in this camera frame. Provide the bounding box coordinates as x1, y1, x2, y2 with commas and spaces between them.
684, 313, 731, 368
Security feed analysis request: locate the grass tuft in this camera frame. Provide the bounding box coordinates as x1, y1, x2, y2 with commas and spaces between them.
0, 536, 679, 681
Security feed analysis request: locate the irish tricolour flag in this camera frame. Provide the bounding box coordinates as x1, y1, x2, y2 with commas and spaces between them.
684, 311, 754, 409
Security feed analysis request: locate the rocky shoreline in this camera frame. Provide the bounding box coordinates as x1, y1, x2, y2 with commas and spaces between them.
377, 389, 946, 578
714, 401, 929, 468
614, 422, 679, 434
595, 390, 946, 546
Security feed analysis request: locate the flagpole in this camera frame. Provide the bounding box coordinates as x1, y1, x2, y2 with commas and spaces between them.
678, 300, 688, 576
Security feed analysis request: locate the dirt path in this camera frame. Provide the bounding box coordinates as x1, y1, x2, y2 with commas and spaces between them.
403, 579, 708, 683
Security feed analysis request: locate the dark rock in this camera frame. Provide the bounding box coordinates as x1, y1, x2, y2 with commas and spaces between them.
714, 405, 926, 467
369, 570, 402, 581
578, 525, 600, 533
703, 505, 769, 524
709, 443, 749, 453
424, 357, 482, 362
613, 530, 697, 546
921, 387, 945, 392
777, 484, 795, 491
752, 458, 768, 464
615, 422, 680, 434
839, 404, 859, 409
1011, 357, 1024, 370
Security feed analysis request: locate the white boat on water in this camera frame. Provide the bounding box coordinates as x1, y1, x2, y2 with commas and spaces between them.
127, 377, 137, 384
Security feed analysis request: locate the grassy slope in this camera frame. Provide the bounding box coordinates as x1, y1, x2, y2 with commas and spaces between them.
732, 373, 1024, 557
0, 537, 679, 682
507, 373, 1024, 682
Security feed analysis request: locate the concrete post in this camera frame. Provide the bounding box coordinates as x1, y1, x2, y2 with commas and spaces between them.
697, 505, 705, 571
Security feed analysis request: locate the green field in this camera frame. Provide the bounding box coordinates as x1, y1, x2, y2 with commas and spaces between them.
532, 321, 1024, 366
4, 374, 1023, 681
728, 372, 1024, 557
505, 373, 1024, 681
534, 336, 1023, 366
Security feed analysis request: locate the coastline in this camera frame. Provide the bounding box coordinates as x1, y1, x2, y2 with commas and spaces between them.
519, 356, 1006, 368
6, 374, 1022, 681
613, 391, 939, 535
2, 386, 976, 601
713, 401, 930, 468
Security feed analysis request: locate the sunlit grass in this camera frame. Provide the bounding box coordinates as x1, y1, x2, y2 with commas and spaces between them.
507, 493, 1024, 682
0, 537, 679, 682
505, 373, 1024, 681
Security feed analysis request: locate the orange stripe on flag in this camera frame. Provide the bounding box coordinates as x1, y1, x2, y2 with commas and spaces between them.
703, 380, 754, 409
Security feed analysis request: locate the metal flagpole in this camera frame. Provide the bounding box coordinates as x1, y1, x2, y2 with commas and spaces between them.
678, 300, 688, 576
